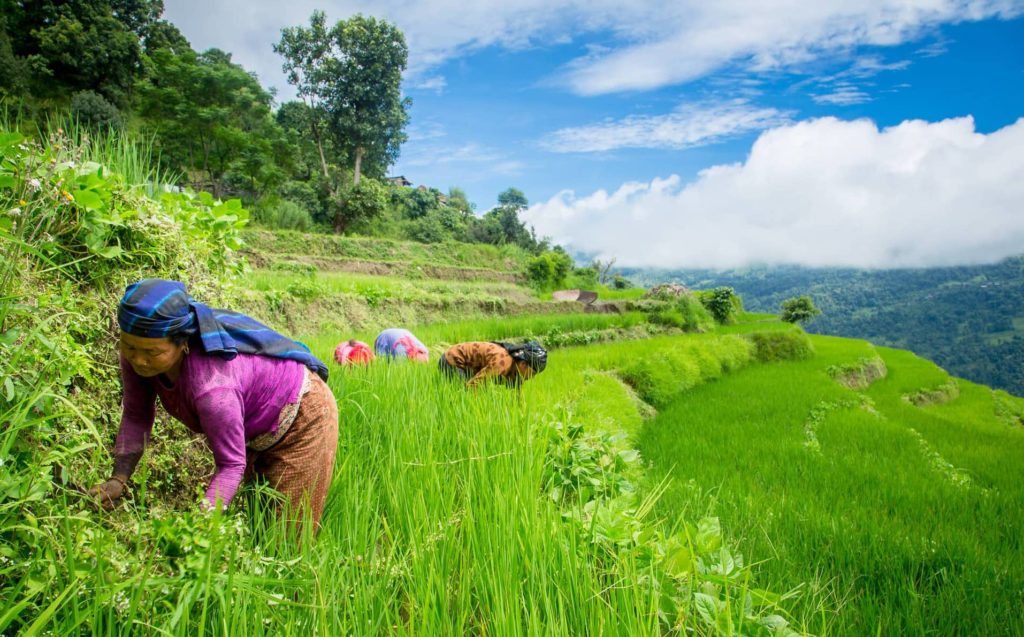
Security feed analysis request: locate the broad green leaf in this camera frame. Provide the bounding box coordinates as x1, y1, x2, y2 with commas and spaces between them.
696, 517, 722, 553
0, 132, 23, 148
72, 189, 103, 210
3, 376, 14, 402
662, 546, 693, 578
96, 245, 123, 259
0, 174, 15, 189
693, 592, 720, 625
618, 449, 640, 463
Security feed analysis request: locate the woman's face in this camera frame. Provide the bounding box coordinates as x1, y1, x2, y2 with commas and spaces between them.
119, 332, 187, 377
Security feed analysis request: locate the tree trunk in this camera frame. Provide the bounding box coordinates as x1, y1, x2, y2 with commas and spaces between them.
311, 119, 329, 179
353, 146, 364, 185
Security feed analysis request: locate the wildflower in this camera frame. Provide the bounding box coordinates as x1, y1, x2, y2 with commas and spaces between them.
28, 178, 41, 191
7, 208, 20, 217
18, 199, 26, 205
61, 190, 73, 202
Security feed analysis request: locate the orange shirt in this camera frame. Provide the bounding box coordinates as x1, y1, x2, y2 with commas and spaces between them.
443, 342, 518, 387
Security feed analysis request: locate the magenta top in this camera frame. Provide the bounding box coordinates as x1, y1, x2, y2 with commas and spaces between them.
114, 352, 305, 508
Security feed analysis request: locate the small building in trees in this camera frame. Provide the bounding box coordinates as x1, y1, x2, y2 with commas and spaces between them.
387, 175, 413, 187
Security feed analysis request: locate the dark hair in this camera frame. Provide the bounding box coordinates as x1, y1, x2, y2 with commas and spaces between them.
168, 332, 198, 348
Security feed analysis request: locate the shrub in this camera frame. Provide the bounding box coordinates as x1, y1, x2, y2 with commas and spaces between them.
646, 295, 714, 332
253, 198, 313, 231
526, 250, 574, 288
617, 337, 754, 407
745, 330, 814, 363
781, 295, 822, 324
405, 214, 447, 243
334, 178, 387, 233
71, 90, 124, 130
696, 286, 741, 324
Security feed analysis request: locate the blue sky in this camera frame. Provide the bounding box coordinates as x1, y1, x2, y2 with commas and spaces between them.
167, 1, 1024, 268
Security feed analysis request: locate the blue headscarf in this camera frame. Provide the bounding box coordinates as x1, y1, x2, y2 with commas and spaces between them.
118, 279, 328, 380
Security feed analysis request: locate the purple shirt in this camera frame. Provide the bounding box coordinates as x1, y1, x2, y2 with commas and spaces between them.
115, 352, 305, 508
374, 328, 428, 359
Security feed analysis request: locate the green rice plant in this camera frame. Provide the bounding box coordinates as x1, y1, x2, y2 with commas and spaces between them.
638, 336, 1024, 635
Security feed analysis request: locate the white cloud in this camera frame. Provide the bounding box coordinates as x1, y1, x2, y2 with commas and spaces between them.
811, 86, 872, 105
522, 116, 1024, 269
411, 75, 447, 94
398, 141, 523, 176
541, 100, 792, 152
555, 1, 1024, 95
163, 0, 1024, 99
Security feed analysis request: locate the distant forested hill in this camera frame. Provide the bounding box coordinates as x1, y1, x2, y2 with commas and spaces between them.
623, 257, 1024, 396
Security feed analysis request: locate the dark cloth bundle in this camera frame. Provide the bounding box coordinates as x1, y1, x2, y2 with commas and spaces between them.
492, 340, 548, 373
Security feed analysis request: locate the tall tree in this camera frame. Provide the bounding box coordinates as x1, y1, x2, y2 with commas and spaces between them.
275, 12, 410, 187
274, 12, 335, 180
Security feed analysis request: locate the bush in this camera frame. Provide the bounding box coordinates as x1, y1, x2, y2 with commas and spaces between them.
334, 178, 387, 233
646, 295, 714, 332
526, 250, 574, 288
405, 214, 447, 243
696, 287, 742, 324
617, 336, 754, 407
253, 198, 313, 231
71, 90, 124, 130
745, 330, 814, 363
781, 295, 822, 324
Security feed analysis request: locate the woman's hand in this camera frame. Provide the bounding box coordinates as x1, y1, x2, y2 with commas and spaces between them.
88, 476, 127, 510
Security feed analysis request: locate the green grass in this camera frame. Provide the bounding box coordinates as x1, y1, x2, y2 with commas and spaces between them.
7, 332, 818, 635
637, 335, 1024, 636
243, 229, 531, 272
249, 269, 536, 304
301, 311, 651, 353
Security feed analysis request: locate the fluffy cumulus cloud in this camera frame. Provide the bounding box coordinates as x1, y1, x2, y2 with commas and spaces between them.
541, 100, 792, 152
163, 0, 1023, 97
522, 116, 1024, 269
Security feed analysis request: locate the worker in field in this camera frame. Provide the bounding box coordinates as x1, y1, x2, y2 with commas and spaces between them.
439, 341, 547, 388
374, 328, 429, 362
89, 279, 338, 534
334, 339, 374, 365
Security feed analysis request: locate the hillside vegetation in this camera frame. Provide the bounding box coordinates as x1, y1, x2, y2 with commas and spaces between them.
630, 261, 1024, 396
3, 123, 1024, 636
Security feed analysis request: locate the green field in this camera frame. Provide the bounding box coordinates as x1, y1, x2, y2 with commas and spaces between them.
5, 123, 1024, 636
639, 337, 1024, 635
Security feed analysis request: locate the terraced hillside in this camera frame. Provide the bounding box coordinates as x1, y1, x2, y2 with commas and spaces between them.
5, 209, 1023, 635
247, 251, 1024, 635
239, 229, 598, 335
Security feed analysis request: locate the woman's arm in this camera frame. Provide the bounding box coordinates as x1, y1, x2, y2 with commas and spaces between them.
112, 355, 157, 478
92, 357, 157, 509
194, 388, 248, 510
466, 347, 514, 388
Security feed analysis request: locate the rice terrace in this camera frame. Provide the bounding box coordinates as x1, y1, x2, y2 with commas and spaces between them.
2, 2, 1024, 636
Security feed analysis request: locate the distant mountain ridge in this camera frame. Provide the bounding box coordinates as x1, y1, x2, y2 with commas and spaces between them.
622, 256, 1024, 396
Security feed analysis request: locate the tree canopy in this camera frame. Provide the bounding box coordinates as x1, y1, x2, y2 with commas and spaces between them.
276, 12, 410, 186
